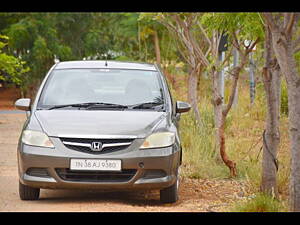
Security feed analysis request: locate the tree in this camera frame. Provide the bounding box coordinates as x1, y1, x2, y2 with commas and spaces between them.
201, 13, 260, 177
55, 13, 123, 60
261, 25, 281, 198
142, 13, 258, 176
3, 13, 73, 96
149, 13, 210, 124
138, 14, 172, 66
207, 13, 283, 194
0, 35, 29, 93
143, 13, 259, 176
114, 13, 143, 61
262, 12, 300, 211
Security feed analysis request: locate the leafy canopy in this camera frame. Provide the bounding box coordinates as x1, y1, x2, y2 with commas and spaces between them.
0, 35, 29, 85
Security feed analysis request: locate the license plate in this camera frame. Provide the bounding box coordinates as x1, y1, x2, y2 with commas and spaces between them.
70, 159, 122, 171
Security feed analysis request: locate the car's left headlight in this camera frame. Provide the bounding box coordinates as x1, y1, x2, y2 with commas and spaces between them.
140, 132, 175, 149
22, 130, 54, 148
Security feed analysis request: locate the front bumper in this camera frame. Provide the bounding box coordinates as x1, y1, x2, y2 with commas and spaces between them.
17, 137, 180, 191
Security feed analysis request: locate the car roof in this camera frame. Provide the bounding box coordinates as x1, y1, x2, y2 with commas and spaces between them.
54, 60, 157, 71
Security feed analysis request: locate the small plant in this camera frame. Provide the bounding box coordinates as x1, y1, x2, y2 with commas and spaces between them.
231, 193, 285, 212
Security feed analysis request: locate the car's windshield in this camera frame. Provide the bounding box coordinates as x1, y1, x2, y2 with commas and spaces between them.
37, 68, 165, 110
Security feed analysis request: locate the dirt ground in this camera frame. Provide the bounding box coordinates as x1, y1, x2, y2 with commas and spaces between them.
0, 112, 250, 212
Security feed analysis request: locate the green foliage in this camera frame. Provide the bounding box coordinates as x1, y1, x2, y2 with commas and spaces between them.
0, 35, 29, 86
4, 14, 73, 71
201, 13, 265, 41
0, 12, 178, 95
231, 193, 286, 212
139, 13, 178, 64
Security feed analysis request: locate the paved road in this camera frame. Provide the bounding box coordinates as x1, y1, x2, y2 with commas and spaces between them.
0, 110, 25, 114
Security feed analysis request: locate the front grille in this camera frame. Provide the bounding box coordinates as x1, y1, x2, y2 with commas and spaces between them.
60, 137, 134, 154
56, 168, 137, 183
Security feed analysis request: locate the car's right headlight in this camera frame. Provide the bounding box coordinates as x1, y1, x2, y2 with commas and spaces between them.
22, 130, 54, 148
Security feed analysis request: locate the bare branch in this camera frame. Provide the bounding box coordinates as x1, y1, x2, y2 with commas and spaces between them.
197, 21, 211, 46
262, 13, 278, 31
285, 13, 295, 36
232, 32, 241, 52
216, 32, 222, 53
204, 45, 211, 58
156, 16, 178, 35
222, 54, 248, 116
211, 30, 218, 59
222, 70, 239, 117
264, 25, 272, 68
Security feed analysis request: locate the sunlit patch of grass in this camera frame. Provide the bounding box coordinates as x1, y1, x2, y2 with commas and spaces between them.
230, 193, 287, 212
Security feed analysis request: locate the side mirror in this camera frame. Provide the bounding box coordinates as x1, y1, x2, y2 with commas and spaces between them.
15, 98, 31, 111
176, 101, 191, 113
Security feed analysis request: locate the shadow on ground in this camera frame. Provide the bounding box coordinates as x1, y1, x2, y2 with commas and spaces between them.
38, 189, 165, 207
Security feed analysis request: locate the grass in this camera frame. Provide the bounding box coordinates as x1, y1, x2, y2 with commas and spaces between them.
179, 105, 229, 179
230, 193, 287, 212
165, 67, 291, 211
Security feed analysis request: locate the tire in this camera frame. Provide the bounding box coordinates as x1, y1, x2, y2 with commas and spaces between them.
19, 181, 40, 200
160, 168, 179, 203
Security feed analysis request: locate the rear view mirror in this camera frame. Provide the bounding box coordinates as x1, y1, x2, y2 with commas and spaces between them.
15, 98, 31, 111
176, 101, 191, 113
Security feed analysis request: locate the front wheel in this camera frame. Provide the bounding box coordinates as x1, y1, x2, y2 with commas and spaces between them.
160, 168, 179, 203
19, 181, 40, 200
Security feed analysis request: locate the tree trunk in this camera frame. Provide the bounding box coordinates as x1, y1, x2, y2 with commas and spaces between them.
219, 114, 237, 177
212, 66, 238, 176
153, 30, 161, 66
249, 52, 256, 105
261, 66, 281, 197
261, 27, 281, 197
232, 48, 239, 107
211, 45, 251, 177
211, 68, 223, 161
187, 68, 201, 124
271, 30, 300, 211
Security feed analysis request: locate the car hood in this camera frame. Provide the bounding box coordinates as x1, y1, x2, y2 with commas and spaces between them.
34, 110, 167, 138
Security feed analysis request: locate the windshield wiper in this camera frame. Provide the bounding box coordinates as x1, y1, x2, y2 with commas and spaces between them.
128, 102, 164, 110
86, 102, 128, 110
47, 102, 128, 110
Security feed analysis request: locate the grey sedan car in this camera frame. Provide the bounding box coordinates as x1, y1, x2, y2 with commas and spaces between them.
15, 60, 190, 203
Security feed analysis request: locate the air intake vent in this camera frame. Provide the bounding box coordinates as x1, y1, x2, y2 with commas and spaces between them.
56, 168, 137, 183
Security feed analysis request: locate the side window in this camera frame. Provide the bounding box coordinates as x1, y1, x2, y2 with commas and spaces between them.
157, 68, 175, 116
